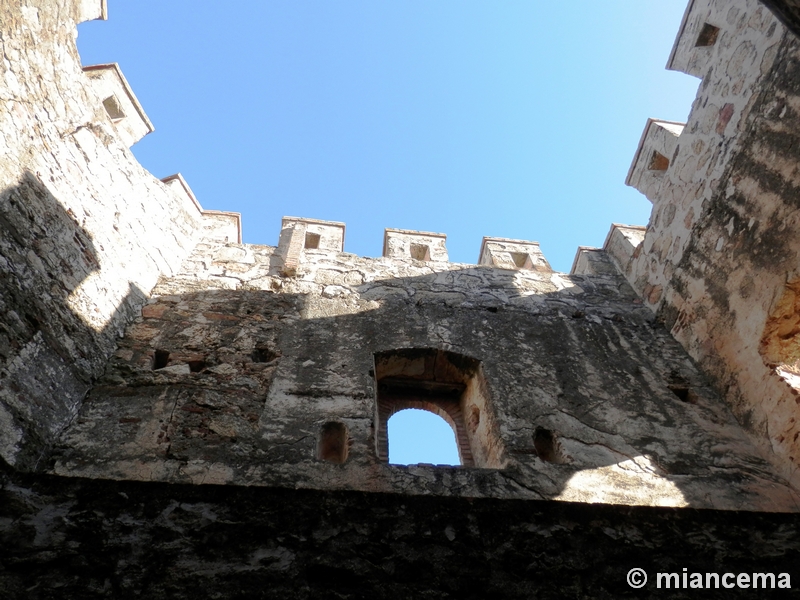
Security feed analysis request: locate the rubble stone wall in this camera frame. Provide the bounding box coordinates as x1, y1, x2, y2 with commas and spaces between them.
617, 0, 800, 488
51, 238, 800, 511
0, 1, 206, 469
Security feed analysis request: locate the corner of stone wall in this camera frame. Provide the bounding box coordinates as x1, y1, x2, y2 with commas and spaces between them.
0, 0, 223, 471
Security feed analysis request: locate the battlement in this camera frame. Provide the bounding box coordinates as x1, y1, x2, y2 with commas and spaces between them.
277, 217, 346, 275
254, 218, 560, 272
83, 64, 154, 147
162, 174, 242, 244
625, 119, 685, 201
478, 237, 551, 272
383, 228, 448, 262
76, 0, 106, 24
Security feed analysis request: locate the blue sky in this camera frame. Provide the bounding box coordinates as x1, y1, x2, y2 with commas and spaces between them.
77, 2, 698, 464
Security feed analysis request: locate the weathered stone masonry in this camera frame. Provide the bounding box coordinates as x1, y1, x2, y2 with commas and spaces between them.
606, 0, 800, 490
4, 0, 800, 597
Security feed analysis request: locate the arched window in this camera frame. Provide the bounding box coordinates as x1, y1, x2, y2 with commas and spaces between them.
373, 348, 505, 468
388, 408, 460, 465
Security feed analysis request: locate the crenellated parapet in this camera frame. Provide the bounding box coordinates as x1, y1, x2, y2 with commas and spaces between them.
625, 119, 685, 203
614, 0, 800, 489
570, 224, 646, 281
383, 228, 448, 262
75, 0, 107, 24
83, 64, 154, 147
276, 217, 346, 275
478, 237, 551, 272
162, 174, 242, 244
0, 0, 232, 469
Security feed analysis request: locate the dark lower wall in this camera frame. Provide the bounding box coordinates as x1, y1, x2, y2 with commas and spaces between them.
1, 466, 799, 599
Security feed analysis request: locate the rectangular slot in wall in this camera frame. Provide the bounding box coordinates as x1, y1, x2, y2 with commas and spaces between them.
410, 243, 431, 261
695, 23, 720, 47
102, 94, 125, 121
304, 232, 321, 249
510, 252, 530, 269
648, 151, 670, 171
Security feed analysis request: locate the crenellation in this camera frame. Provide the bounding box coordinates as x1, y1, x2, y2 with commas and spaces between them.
625, 119, 685, 202
570, 247, 619, 277
283, 216, 346, 252
275, 217, 345, 276
383, 228, 448, 262
667, 0, 727, 77
162, 174, 242, 244
478, 236, 552, 272
75, 0, 107, 24
601, 223, 647, 284
83, 63, 154, 147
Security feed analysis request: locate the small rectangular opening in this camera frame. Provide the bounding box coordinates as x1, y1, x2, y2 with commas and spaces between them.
304, 232, 321, 249
648, 151, 670, 171
410, 243, 431, 261
669, 385, 698, 404
102, 95, 126, 121
533, 427, 566, 464
510, 252, 530, 269
153, 350, 170, 370
695, 23, 720, 47
252, 348, 279, 363
187, 360, 206, 373
318, 422, 349, 464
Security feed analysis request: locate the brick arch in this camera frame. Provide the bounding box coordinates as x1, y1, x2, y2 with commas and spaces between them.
373, 348, 493, 467
376, 396, 473, 466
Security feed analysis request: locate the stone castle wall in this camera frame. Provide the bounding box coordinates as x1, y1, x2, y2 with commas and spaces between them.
604, 0, 800, 489
0, 0, 238, 469
4, 0, 800, 596
1, 0, 800, 514
50, 222, 799, 511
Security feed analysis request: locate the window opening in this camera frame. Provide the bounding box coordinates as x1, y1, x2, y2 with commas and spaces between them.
409, 243, 431, 261
648, 151, 670, 171
304, 232, 321, 249
388, 409, 459, 465
695, 23, 720, 47
318, 421, 349, 464
668, 384, 698, 404
374, 348, 505, 468
252, 348, 279, 363
187, 360, 206, 373
102, 95, 126, 121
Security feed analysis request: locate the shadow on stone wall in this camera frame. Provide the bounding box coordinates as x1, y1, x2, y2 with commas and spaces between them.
0, 170, 147, 470
50, 260, 796, 511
